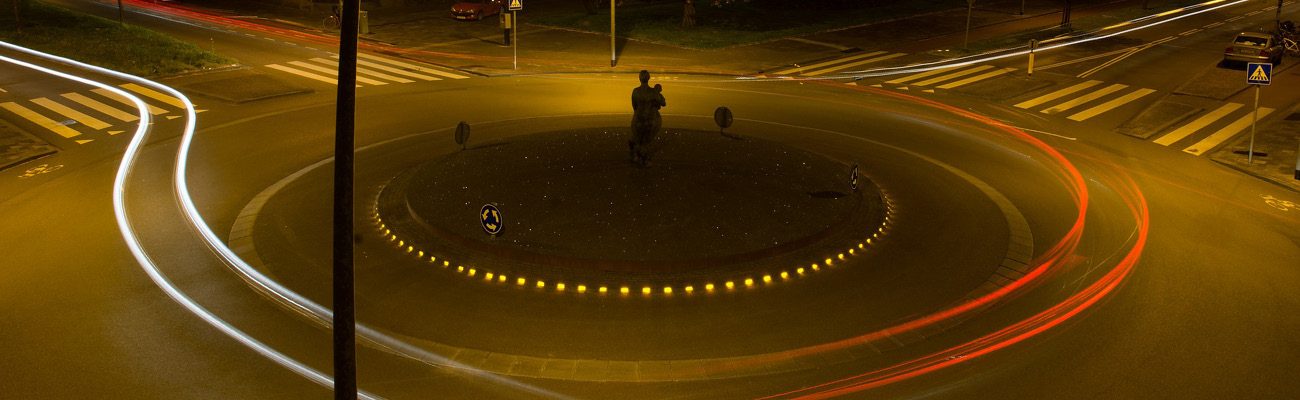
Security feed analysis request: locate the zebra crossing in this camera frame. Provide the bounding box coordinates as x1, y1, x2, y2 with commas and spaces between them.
1012, 79, 1156, 122
263, 53, 470, 87
1152, 103, 1274, 156
881, 64, 1017, 90
0, 83, 199, 144
772, 51, 907, 76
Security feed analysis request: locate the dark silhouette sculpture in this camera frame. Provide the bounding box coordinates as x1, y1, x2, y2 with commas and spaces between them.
629, 70, 666, 166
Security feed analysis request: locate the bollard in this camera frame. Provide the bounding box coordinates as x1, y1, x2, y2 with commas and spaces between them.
1028, 39, 1037, 76
359, 11, 370, 34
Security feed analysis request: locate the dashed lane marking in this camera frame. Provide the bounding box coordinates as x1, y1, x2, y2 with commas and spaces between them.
1153, 103, 1243, 146
1067, 88, 1155, 121
61, 92, 138, 122
1041, 84, 1127, 114
1015, 80, 1102, 109
1183, 107, 1274, 155
0, 102, 80, 138
30, 97, 111, 130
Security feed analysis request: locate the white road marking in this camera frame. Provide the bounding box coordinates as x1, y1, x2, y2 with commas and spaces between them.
310, 58, 416, 83
803, 53, 905, 76
120, 83, 187, 109
1183, 107, 1273, 155
62, 92, 138, 122
1153, 103, 1243, 146
1204, 22, 1224, 28
884, 65, 962, 84
334, 56, 442, 81
773, 51, 886, 75
0, 101, 80, 138
913, 65, 995, 86
936, 67, 1015, 89
265, 63, 342, 86
1015, 80, 1102, 109
92, 88, 166, 115
788, 37, 854, 51
31, 97, 111, 130
289, 61, 386, 85
1041, 84, 1128, 114
1067, 88, 1155, 121
359, 53, 468, 79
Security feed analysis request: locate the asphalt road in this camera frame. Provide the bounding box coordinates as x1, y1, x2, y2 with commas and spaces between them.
1, 0, 1299, 399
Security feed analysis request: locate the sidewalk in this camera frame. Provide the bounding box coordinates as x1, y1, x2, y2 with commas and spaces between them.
1210, 104, 1300, 193
0, 119, 56, 171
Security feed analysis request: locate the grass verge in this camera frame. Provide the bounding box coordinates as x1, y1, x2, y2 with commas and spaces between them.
531, 0, 960, 49
0, 1, 236, 76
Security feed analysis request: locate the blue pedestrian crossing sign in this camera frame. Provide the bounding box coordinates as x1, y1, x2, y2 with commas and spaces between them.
480, 204, 503, 235
508, 0, 522, 10
1247, 62, 1272, 85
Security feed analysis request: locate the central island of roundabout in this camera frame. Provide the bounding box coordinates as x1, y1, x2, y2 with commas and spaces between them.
223, 76, 1103, 397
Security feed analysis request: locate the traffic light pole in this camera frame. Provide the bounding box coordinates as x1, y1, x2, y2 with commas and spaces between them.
333, 0, 359, 398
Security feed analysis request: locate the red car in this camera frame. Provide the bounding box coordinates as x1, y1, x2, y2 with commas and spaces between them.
451, 0, 503, 20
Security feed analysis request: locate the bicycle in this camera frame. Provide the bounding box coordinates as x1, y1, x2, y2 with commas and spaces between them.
1278, 20, 1299, 56
322, 13, 340, 30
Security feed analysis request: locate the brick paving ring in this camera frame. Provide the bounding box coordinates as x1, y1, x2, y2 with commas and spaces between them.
372, 127, 890, 295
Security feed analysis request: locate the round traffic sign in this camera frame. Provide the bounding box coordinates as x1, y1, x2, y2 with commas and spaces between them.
455, 121, 470, 148
714, 106, 734, 130
480, 204, 502, 235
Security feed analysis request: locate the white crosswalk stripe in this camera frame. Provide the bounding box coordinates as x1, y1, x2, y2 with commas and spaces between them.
61, 92, 139, 122
0, 101, 81, 138
92, 88, 167, 115
774, 51, 886, 75
803, 53, 906, 76
913, 65, 995, 86
1153, 103, 1244, 146
1183, 107, 1274, 155
31, 97, 111, 130
1041, 84, 1128, 114
885, 66, 961, 84
1066, 88, 1155, 121
0, 84, 197, 142
1015, 81, 1102, 109
264, 54, 469, 86
935, 67, 1015, 89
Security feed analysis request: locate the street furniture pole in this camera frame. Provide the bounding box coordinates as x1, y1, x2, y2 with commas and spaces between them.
964, 1, 973, 50
1027, 39, 1037, 76
332, 0, 359, 398
513, 10, 518, 69
611, 0, 616, 67
1250, 84, 1259, 163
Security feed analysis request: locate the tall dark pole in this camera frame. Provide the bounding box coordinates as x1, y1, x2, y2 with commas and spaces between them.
118, 0, 124, 25
333, 0, 359, 398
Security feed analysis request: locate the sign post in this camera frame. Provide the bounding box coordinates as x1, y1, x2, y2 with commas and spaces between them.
1246, 62, 1272, 163
509, 0, 522, 69
610, 0, 617, 67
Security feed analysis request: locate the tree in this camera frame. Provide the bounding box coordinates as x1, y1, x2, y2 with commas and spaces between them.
682, 0, 696, 29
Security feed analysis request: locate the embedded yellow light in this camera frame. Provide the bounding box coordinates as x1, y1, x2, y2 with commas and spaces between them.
620, 287, 630, 294
443, 261, 450, 267
762, 275, 772, 283
406, 246, 413, 253
468, 269, 476, 276
797, 267, 805, 275
663, 286, 672, 294
498, 275, 506, 282
599, 286, 608, 294
744, 278, 754, 286
517, 278, 526, 285
536, 280, 545, 288
557, 283, 566, 291
726, 281, 735, 289
642, 286, 651, 295
838, 253, 845, 260
457, 266, 464, 272
578, 285, 587, 293
849, 249, 855, 255
812, 264, 820, 271
858, 243, 864, 249
705, 283, 715, 291
866, 238, 873, 244
825, 258, 833, 266
485, 273, 494, 280
780, 271, 789, 279
389, 235, 396, 241
685, 286, 694, 293
429, 256, 436, 262
398, 240, 404, 247
417, 251, 424, 257
383, 229, 390, 235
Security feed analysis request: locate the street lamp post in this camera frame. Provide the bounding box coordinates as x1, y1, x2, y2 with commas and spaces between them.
964, 0, 975, 50
332, 0, 360, 398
